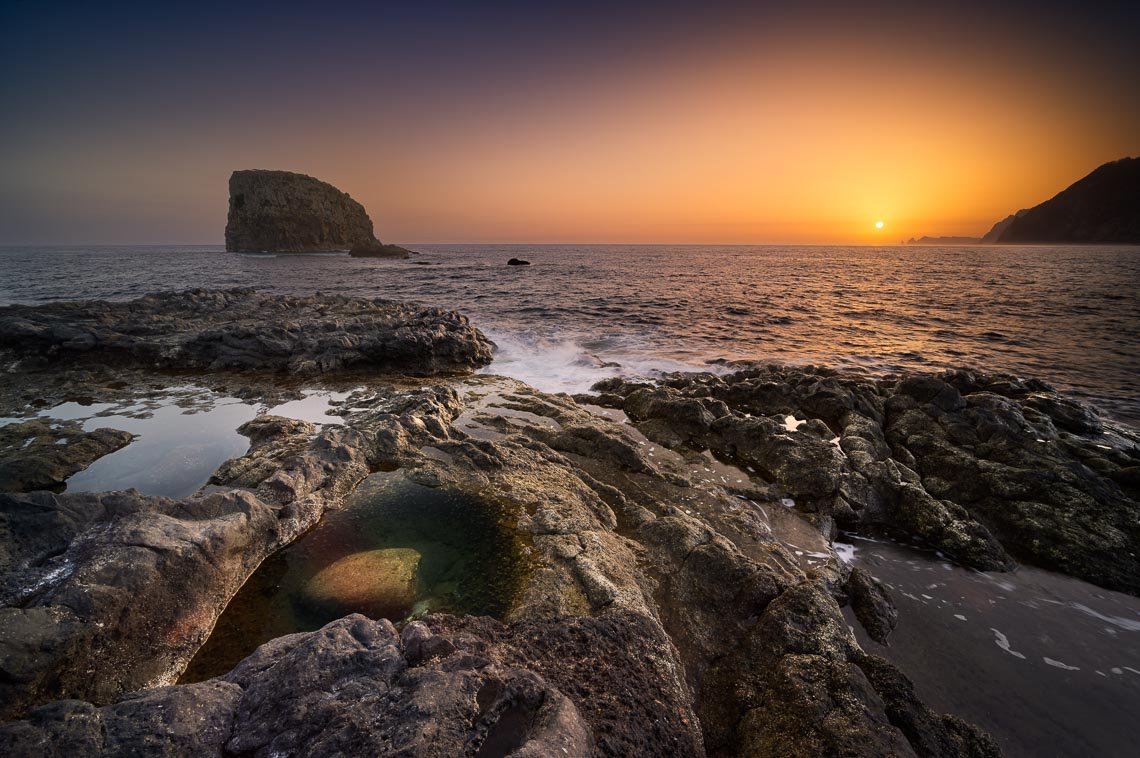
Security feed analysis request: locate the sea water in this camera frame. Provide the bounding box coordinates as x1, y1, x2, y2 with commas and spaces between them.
1, 244, 1137, 425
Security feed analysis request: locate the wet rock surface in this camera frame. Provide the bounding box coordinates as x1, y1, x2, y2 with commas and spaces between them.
0, 288, 494, 375
846, 566, 899, 644
0, 487, 309, 718
0, 397, 392, 718
595, 364, 1140, 595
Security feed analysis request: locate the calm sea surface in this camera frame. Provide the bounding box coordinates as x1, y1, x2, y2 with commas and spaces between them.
1, 244, 1137, 425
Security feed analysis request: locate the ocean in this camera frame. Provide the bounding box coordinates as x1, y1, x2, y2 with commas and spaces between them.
2, 243, 1139, 756
1, 244, 1137, 426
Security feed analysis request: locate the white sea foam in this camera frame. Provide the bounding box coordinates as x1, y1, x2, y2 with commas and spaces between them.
783, 414, 805, 432
991, 628, 1026, 659
478, 328, 728, 394
833, 542, 856, 564
1068, 602, 1140, 632
1043, 657, 1080, 671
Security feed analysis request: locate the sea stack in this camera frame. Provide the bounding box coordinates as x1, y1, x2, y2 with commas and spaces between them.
224, 169, 411, 257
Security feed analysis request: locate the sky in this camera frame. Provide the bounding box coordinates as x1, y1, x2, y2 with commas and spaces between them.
2, 0, 1138, 245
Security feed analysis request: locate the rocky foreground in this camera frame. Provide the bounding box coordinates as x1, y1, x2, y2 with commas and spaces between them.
1, 290, 1137, 756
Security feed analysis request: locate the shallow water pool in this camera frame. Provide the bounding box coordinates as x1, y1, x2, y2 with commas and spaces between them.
180, 470, 528, 682
64, 396, 256, 498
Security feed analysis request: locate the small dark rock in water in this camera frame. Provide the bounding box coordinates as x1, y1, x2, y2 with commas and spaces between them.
847, 565, 898, 644
348, 241, 414, 258
506, 258, 531, 266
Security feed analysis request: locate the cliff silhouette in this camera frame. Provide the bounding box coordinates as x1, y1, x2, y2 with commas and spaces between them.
996, 157, 1140, 244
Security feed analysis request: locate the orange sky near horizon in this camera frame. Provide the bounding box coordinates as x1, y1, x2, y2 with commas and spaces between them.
340, 41, 1138, 245
2, 3, 1138, 245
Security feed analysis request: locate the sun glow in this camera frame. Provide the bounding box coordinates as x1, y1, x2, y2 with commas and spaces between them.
875, 221, 885, 229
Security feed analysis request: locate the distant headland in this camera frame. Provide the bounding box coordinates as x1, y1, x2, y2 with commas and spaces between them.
905, 156, 1140, 245
224, 169, 413, 257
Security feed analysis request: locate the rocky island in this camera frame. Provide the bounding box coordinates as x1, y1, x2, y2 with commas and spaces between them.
225, 170, 415, 257
1, 288, 1137, 756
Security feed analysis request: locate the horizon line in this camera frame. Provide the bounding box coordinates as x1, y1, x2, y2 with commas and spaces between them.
3, 241, 1138, 249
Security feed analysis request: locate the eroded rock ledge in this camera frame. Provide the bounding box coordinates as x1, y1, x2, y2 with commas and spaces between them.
590, 364, 1140, 595
1, 372, 1005, 756
0, 288, 494, 375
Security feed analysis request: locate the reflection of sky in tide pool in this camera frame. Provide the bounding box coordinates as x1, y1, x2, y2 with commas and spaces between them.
65, 399, 256, 499
845, 536, 1140, 758
265, 390, 351, 425
4, 388, 355, 500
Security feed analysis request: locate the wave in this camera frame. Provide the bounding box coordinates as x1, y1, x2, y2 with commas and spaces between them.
479, 327, 728, 394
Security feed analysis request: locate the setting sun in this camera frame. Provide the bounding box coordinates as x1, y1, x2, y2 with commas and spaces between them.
875, 221, 885, 229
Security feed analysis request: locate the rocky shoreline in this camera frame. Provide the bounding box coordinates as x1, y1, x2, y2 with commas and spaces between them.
2, 289, 1136, 756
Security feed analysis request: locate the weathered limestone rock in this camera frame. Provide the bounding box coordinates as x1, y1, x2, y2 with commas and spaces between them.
847, 565, 899, 644
0, 487, 326, 720
0, 377, 473, 722
415, 379, 996, 756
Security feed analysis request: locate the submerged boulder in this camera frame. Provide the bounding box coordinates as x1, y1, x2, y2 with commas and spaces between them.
300, 547, 422, 619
